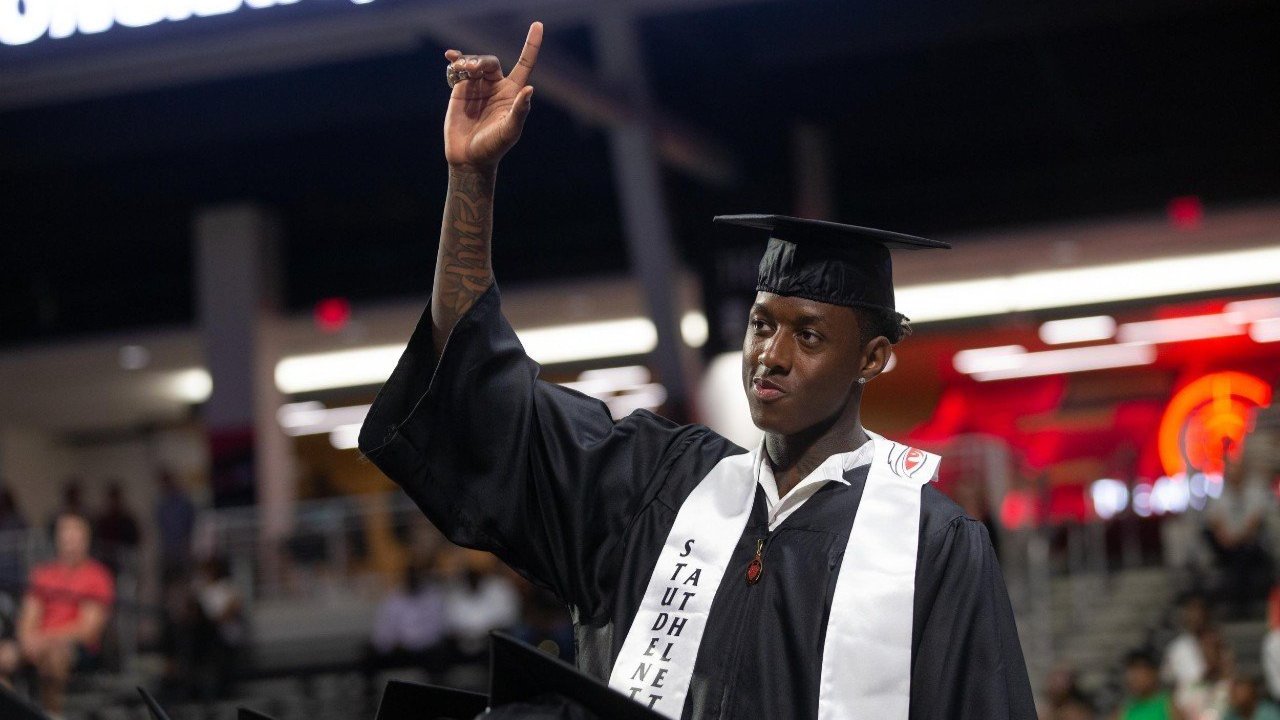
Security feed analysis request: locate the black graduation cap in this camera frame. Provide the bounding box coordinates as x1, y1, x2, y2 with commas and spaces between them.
375, 679, 487, 720
713, 214, 950, 315
137, 687, 173, 720
485, 632, 665, 720
0, 683, 51, 720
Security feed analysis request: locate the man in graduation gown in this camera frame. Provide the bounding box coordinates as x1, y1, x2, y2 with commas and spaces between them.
358, 21, 1036, 720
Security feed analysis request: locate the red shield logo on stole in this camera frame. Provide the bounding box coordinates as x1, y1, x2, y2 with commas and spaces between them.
903, 448, 924, 474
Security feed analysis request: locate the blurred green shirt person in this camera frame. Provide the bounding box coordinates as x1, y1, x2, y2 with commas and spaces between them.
1119, 650, 1183, 720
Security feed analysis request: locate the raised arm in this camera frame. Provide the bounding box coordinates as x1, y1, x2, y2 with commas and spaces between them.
359, 21, 726, 617
431, 22, 541, 357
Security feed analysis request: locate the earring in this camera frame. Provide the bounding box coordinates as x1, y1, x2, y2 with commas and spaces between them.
857, 377, 868, 385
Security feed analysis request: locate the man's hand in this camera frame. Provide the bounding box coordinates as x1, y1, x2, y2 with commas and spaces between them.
18, 631, 46, 661
443, 22, 541, 171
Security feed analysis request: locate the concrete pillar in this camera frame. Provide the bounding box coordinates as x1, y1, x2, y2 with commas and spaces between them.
593, 12, 691, 416
0, 424, 73, 529
194, 205, 295, 544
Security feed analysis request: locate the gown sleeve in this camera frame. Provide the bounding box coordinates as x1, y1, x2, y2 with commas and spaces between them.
909, 517, 1038, 720
358, 285, 700, 620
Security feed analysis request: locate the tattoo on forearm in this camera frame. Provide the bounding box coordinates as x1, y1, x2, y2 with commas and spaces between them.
435, 169, 496, 323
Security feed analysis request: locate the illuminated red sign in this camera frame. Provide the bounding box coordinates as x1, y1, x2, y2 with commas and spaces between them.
1158, 371, 1272, 476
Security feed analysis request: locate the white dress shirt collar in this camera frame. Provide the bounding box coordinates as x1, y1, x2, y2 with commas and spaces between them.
754, 438, 874, 531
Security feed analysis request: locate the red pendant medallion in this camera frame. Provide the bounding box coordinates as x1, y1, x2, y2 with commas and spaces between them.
746, 556, 762, 585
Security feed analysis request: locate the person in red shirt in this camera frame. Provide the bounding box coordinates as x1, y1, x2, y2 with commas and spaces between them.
17, 512, 114, 715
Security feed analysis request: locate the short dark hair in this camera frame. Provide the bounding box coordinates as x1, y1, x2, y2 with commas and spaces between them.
852, 304, 913, 347
1123, 648, 1158, 669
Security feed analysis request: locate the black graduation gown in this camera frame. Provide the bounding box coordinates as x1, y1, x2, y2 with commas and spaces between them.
359, 286, 1037, 720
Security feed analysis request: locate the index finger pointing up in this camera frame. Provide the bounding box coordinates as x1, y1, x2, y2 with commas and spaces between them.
507, 21, 543, 87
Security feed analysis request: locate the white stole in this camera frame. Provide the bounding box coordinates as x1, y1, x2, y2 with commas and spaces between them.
606, 449, 758, 716
817, 430, 940, 720
608, 432, 940, 719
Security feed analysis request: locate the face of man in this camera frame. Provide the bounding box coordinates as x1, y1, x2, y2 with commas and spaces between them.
1123, 662, 1158, 697
1182, 597, 1208, 633
55, 514, 91, 565
1230, 678, 1258, 712
741, 292, 876, 437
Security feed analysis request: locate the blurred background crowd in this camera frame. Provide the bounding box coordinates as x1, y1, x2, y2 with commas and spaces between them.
0, 410, 1277, 719
1, 0, 1278, 718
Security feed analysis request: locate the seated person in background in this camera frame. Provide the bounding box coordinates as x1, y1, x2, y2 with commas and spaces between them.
1226, 676, 1280, 720
1164, 594, 1213, 692
93, 482, 140, 575
17, 512, 114, 716
1044, 664, 1097, 719
1115, 650, 1182, 720
0, 637, 17, 689
441, 549, 520, 663
1054, 697, 1098, 720
1176, 628, 1234, 720
1206, 445, 1275, 615
1263, 588, 1280, 701
367, 558, 449, 677
194, 556, 245, 700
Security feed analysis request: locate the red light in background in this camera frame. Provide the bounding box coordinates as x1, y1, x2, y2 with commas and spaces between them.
1167, 196, 1203, 231
999, 490, 1039, 530
1158, 371, 1272, 477
314, 297, 351, 333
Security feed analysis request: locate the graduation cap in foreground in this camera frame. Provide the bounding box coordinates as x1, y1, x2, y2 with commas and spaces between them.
138, 687, 282, 720
137, 687, 172, 720
375, 679, 487, 720
0, 683, 51, 720
486, 632, 665, 720
713, 214, 950, 315
135, 635, 660, 720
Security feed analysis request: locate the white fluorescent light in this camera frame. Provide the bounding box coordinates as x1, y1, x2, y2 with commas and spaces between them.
952, 345, 1026, 375
277, 403, 372, 436
969, 343, 1155, 381
519, 318, 657, 365
329, 423, 362, 450
1090, 478, 1129, 520
561, 366, 651, 397
276, 345, 404, 394
277, 401, 324, 427
603, 384, 669, 419
681, 312, 709, 348
1225, 297, 1280, 323
1039, 316, 1116, 345
898, 245, 1280, 323
560, 367, 668, 418
1252, 318, 1280, 343
1116, 314, 1245, 344
275, 314, 698, 394
169, 368, 213, 403
897, 278, 1016, 324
